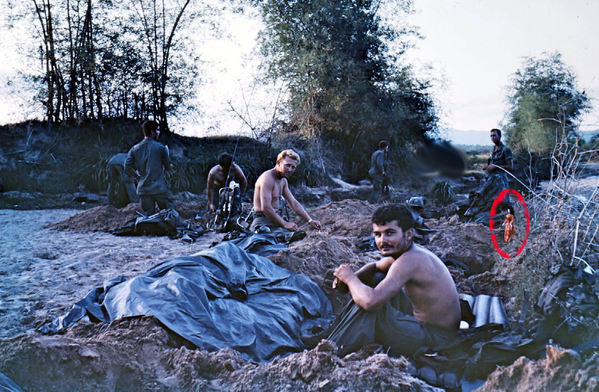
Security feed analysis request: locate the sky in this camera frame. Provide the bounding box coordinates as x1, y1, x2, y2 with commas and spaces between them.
2, 0, 599, 140
403, 0, 599, 136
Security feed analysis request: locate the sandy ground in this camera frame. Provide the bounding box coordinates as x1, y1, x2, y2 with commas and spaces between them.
0, 208, 223, 341
0, 197, 597, 391
0, 202, 441, 391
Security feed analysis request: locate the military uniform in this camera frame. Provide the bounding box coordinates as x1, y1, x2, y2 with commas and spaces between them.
125, 139, 176, 215
487, 142, 513, 189
369, 149, 386, 202
106, 153, 139, 207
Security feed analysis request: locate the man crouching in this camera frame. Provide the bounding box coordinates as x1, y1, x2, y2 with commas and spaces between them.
328, 204, 460, 357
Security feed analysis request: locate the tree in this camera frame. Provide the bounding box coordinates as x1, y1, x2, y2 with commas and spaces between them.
504, 52, 590, 154
125, 0, 194, 133
9, 0, 200, 129
255, 0, 438, 178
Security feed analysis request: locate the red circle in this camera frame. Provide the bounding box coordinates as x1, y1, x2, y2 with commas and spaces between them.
489, 189, 529, 258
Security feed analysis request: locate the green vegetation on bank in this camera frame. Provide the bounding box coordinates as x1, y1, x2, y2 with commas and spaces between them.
0, 119, 334, 198
4, 0, 439, 184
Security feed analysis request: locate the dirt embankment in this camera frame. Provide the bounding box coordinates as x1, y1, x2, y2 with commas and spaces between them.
479, 345, 599, 392
0, 198, 594, 391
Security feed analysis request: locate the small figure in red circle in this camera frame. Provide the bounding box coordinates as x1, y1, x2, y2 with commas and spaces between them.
503, 206, 515, 243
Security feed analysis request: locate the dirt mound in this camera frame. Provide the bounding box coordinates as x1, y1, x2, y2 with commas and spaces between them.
226, 340, 437, 391
47, 204, 141, 232
425, 216, 498, 274
270, 230, 379, 313
479, 345, 599, 392
272, 199, 517, 312
269, 199, 379, 312
2, 198, 594, 391
47, 202, 207, 233
0, 316, 438, 392
309, 199, 376, 238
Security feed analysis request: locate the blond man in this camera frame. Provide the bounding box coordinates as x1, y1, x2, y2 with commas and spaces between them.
251, 150, 321, 231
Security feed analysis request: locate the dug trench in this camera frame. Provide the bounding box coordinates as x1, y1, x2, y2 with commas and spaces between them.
0, 198, 597, 391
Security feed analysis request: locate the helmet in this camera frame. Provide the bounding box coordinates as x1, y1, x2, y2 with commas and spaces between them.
407, 196, 424, 208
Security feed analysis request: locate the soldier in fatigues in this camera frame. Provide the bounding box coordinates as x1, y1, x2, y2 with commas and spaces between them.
106, 153, 139, 207
125, 120, 176, 215
369, 141, 389, 203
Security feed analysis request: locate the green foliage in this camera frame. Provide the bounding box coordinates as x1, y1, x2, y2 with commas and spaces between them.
0, 122, 349, 201
71, 153, 112, 193
167, 153, 208, 194
504, 52, 590, 155
256, 0, 438, 181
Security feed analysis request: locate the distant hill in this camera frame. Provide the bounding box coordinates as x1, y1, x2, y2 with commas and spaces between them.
581, 129, 599, 142
443, 128, 599, 146
441, 129, 491, 147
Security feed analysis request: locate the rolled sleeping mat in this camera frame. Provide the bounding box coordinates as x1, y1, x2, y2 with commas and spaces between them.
459, 294, 475, 329
472, 294, 491, 327
460, 294, 475, 309
489, 296, 509, 327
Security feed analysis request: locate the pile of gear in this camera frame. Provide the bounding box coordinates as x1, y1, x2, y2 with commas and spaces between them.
111, 208, 205, 242
210, 180, 245, 233
457, 173, 510, 224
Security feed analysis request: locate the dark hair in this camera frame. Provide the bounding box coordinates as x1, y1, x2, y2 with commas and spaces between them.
372, 204, 414, 232
218, 152, 233, 167
379, 140, 389, 149
142, 120, 159, 137
490, 128, 502, 138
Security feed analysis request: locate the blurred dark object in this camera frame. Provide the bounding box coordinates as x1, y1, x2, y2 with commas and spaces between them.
413, 139, 468, 178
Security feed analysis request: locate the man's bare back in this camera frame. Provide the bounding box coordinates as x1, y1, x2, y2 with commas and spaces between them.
208, 164, 245, 189
207, 161, 247, 211
380, 244, 460, 329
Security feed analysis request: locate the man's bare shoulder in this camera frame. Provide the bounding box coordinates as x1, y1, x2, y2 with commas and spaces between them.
256, 169, 274, 186
390, 245, 434, 271
399, 245, 448, 276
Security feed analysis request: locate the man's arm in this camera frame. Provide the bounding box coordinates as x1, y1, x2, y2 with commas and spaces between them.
374, 151, 385, 176
233, 165, 248, 194
124, 151, 139, 180
484, 158, 513, 172
378, 152, 385, 176
484, 146, 513, 172
354, 262, 378, 281
334, 257, 411, 312
161, 145, 173, 171
333, 262, 377, 293
281, 182, 322, 229
207, 168, 216, 211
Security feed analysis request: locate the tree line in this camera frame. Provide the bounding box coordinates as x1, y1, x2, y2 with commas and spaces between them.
19, 0, 198, 132
4, 0, 592, 180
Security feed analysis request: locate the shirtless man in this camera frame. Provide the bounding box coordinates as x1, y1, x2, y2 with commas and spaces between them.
251, 149, 321, 231
329, 203, 460, 357
207, 153, 247, 212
